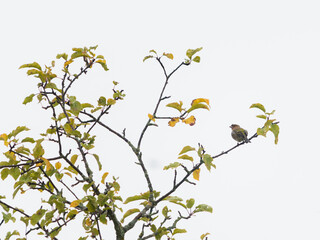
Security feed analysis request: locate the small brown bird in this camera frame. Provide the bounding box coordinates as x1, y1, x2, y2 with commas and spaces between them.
230, 124, 250, 143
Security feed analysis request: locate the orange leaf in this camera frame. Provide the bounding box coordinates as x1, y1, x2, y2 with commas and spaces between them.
163, 52, 174, 60
168, 117, 180, 127
182, 115, 196, 126
193, 168, 200, 181
70, 199, 82, 208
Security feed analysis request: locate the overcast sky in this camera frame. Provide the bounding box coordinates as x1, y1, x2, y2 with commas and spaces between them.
1, 0, 320, 239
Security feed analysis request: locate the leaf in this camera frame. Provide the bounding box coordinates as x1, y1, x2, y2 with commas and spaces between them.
0, 133, 9, 147
55, 162, 62, 170
162, 206, 170, 217
187, 103, 210, 113
200, 233, 210, 240
96, 59, 109, 71
121, 208, 140, 223
166, 101, 183, 112
149, 49, 157, 54
8, 126, 30, 139
256, 114, 267, 119
250, 103, 266, 113
182, 115, 196, 126
163, 52, 174, 60
21, 137, 35, 143
195, 204, 213, 213
33, 140, 44, 159
23, 94, 35, 105
93, 154, 102, 171
70, 200, 82, 208
269, 124, 279, 144
143, 55, 153, 62
173, 228, 187, 235
107, 98, 116, 105
193, 56, 201, 63
30, 209, 46, 225
70, 154, 78, 164
70, 101, 82, 116
193, 168, 200, 181
186, 47, 203, 59
40, 157, 52, 171
178, 154, 193, 161
101, 172, 109, 184
203, 154, 213, 171
66, 209, 78, 219
81, 103, 94, 108
163, 162, 181, 170
98, 96, 107, 106
191, 98, 210, 107
148, 114, 155, 122
179, 146, 195, 155
168, 117, 180, 127
186, 198, 195, 209
56, 53, 68, 60
19, 62, 42, 70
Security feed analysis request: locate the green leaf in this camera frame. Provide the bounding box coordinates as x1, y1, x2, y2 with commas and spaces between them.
98, 96, 107, 106
81, 103, 94, 108
162, 206, 170, 217
195, 204, 213, 213
186, 198, 195, 209
163, 162, 181, 170
203, 154, 213, 171
256, 114, 267, 119
56, 53, 68, 60
178, 154, 193, 161
70, 101, 82, 116
121, 208, 140, 223
96, 59, 109, 71
4, 230, 20, 240
9, 168, 20, 180
99, 213, 107, 224
143, 55, 153, 62
8, 126, 30, 139
19, 62, 41, 70
93, 154, 102, 171
179, 145, 195, 155
30, 209, 46, 225
33, 140, 44, 159
250, 103, 266, 113
173, 228, 187, 235
21, 137, 35, 143
97, 193, 108, 206
166, 101, 183, 112
192, 56, 201, 63
269, 124, 279, 144
1, 169, 9, 180
23, 94, 35, 105
186, 47, 203, 59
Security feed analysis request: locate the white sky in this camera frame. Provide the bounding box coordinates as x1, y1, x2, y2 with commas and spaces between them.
1, 0, 320, 239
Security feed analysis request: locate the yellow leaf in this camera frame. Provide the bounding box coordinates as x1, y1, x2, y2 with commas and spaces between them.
70, 199, 82, 208
101, 172, 109, 184
70, 154, 78, 164
64, 172, 72, 178
168, 117, 180, 127
191, 98, 210, 107
193, 168, 200, 181
163, 52, 174, 60
182, 115, 196, 126
148, 114, 155, 122
55, 162, 62, 170
64, 59, 74, 68
96, 59, 106, 64
0, 133, 9, 147
40, 157, 52, 171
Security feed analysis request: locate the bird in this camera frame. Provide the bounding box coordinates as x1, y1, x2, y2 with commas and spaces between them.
230, 124, 250, 143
